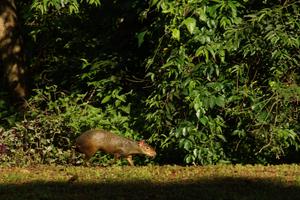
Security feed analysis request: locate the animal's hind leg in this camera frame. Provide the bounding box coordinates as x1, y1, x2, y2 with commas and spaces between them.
83, 154, 92, 166
82, 147, 97, 166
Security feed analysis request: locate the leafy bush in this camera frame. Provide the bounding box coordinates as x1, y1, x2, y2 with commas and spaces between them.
142, 0, 300, 164
1, 0, 299, 166
0, 85, 148, 166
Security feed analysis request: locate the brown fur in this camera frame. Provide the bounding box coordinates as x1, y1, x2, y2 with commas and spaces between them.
75, 129, 156, 166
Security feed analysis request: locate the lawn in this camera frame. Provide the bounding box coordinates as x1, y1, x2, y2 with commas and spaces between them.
1, 164, 300, 200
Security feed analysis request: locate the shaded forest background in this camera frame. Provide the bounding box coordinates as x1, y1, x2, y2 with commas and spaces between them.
0, 0, 300, 166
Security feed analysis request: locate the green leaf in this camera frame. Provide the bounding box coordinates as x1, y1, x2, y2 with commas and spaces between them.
137, 31, 147, 47
171, 28, 180, 41
101, 95, 111, 104
185, 155, 194, 163
183, 17, 197, 34
217, 134, 226, 142
197, 7, 207, 22
183, 140, 192, 151
195, 46, 204, 57
215, 96, 225, 107
193, 149, 198, 157
120, 104, 131, 114
150, 0, 159, 7
199, 116, 208, 126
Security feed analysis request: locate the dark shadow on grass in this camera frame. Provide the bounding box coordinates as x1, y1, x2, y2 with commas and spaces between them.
0, 177, 299, 200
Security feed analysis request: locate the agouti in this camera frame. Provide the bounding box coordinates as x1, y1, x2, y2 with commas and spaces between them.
75, 129, 156, 166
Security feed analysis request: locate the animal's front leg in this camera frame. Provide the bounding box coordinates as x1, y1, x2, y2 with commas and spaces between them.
125, 155, 134, 166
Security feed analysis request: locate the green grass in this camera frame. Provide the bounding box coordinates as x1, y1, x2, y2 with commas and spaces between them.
1, 164, 300, 200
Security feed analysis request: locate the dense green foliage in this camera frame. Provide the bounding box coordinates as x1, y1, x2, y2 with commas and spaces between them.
0, 0, 300, 165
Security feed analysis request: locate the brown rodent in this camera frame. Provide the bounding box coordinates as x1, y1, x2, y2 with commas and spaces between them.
75, 129, 156, 166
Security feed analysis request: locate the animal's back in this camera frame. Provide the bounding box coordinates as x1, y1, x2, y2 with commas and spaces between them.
75, 129, 135, 157
75, 129, 156, 165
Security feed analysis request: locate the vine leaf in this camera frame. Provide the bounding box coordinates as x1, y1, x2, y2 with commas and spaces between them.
183, 17, 197, 34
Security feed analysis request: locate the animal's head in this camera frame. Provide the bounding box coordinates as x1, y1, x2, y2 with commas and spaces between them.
138, 140, 157, 157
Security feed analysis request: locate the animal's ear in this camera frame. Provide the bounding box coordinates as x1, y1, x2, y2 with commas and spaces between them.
138, 140, 145, 146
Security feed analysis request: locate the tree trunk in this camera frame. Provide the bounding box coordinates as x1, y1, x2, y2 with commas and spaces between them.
0, 0, 27, 109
